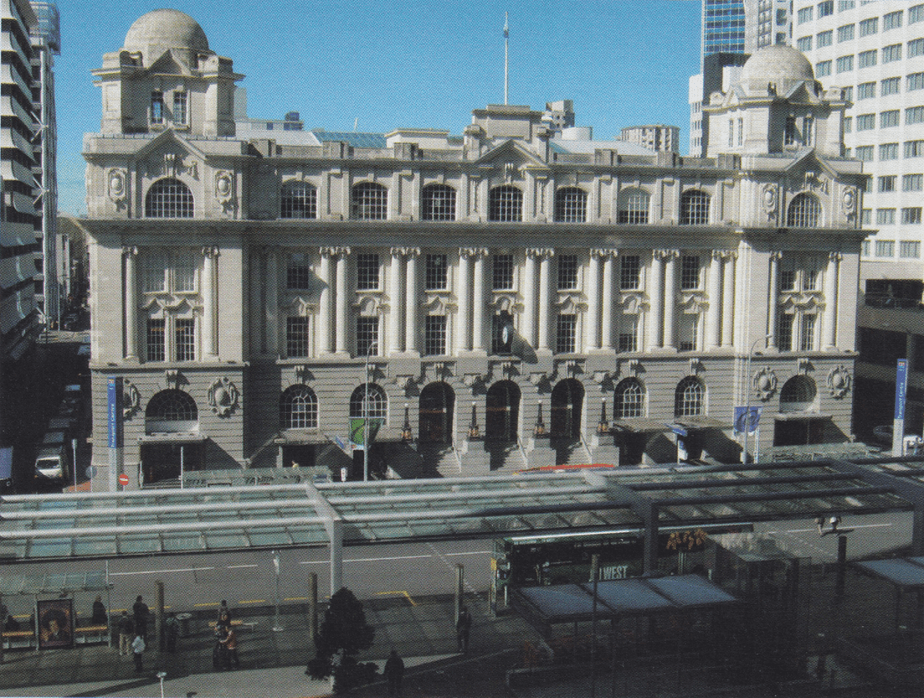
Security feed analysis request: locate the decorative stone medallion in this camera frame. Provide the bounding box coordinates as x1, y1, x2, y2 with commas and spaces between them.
122, 379, 140, 418
752, 366, 778, 401
208, 377, 239, 416
826, 365, 852, 398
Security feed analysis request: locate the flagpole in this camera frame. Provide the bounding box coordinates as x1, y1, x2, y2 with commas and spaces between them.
504, 12, 509, 105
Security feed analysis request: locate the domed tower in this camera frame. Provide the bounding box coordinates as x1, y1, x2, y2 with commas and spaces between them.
92, 9, 241, 137
704, 44, 849, 158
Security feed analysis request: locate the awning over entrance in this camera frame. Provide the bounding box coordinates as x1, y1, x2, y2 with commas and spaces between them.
138, 432, 207, 444
773, 412, 833, 422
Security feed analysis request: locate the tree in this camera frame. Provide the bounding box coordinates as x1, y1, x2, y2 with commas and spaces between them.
306, 587, 377, 693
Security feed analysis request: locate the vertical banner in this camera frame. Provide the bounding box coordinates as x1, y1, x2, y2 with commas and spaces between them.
107, 377, 123, 491
893, 358, 908, 457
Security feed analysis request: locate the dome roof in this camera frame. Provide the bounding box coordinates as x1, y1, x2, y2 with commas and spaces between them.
124, 9, 209, 64
739, 45, 814, 94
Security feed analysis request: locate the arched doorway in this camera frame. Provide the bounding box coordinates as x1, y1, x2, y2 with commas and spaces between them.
486, 380, 520, 442
551, 379, 583, 439
141, 389, 203, 485
774, 376, 824, 446
419, 382, 454, 444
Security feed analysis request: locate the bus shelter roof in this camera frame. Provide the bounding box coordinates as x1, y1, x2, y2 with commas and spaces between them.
0, 571, 111, 596
853, 557, 924, 589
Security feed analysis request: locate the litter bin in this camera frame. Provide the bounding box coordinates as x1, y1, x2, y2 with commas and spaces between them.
176, 612, 192, 637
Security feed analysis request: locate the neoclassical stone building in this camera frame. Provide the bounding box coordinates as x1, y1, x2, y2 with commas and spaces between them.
83, 12, 865, 488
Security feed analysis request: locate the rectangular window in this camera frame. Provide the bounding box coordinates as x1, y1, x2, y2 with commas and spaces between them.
816, 60, 832, 77
857, 82, 876, 100
877, 209, 896, 225
172, 91, 187, 125
805, 268, 820, 292
844, 116, 852, 133
818, 1, 833, 17
356, 316, 378, 357
556, 314, 577, 354
858, 49, 877, 68
862, 209, 872, 226
907, 141, 924, 158
837, 24, 855, 42
836, 54, 854, 73
679, 315, 698, 352
862, 240, 871, 257
728, 119, 735, 148
797, 36, 813, 52
818, 30, 833, 48
856, 145, 874, 161
356, 253, 380, 290
780, 269, 796, 292
798, 6, 813, 24
883, 44, 902, 63
881, 110, 900, 128
492, 254, 514, 290
838, 1, 855, 11
737, 117, 744, 146
908, 106, 924, 125
881, 77, 901, 96
618, 318, 637, 353
174, 252, 197, 293
777, 314, 794, 352
619, 255, 641, 290
800, 315, 816, 352
151, 91, 164, 124
876, 239, 895, 257
557, 254, 579, 290
424, 315, 447, 356
843, 86, 853, 102
856, 113, 875, 130
680, 255, 700, 290
804, 116, 814, 146
859, 17, 878, 37
912, 4, 924, 24
175, 319, 195, 361
146, 319, 165, 362
904, 173, 923, 191
425, 254, 447, 291
784, 116, 798, 145
909, 73, 924, 91
884, 10, 903, 31
287, 253, 311, 290
879, 175, 897, 192
286, 317, 309, 358
880, 143, 899, 160
901, 241, 921, 258
909, 38, 924, 58
903, 207, 923, 224
143, 251, 167, 293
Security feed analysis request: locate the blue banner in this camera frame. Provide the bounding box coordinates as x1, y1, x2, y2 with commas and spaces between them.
733, 406, 762, 435
107, 377, 123, 449
895, 359, 908, 421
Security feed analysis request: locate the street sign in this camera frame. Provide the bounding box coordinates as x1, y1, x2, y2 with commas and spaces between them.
118, 473, 129, 486
894, 359, 909, 457
665, 423, 688, 437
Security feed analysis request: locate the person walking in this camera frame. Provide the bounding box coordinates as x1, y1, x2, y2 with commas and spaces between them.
118, 611, 133, 656
216, 599, 232, 626
212, 624, 228, 670
220, 625, 240, 669
383, 648, 404, 696
164, 613, 180, 653
456, 606, 472, 653
132, 595, 149, 641
131, 633, 145, 673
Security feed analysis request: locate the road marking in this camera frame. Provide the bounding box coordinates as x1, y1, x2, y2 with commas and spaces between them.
284, 597, 308, 602
227, 564, 258, 569
110, 567, 215, 576
768, 523, 893, 534
298, 554, 431, 565
445, 551, 491, 556
375, 590, 416, 606
194, 602, 219, 608
238, 599, 266, 604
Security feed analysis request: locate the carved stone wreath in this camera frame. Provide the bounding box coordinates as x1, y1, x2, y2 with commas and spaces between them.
208, 377, 239, 417
214, 170, 235, 212
752, 366, 778, 401
108, 168, 127, 206
826, 365, 852, 399
841, 186, 857, 218
761, 184, 778, 217
122, 379, 140, 419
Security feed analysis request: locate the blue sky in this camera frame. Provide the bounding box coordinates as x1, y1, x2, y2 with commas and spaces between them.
53, 1, 702, 215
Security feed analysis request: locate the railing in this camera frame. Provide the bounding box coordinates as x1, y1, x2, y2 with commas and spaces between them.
865, 294, 924, 310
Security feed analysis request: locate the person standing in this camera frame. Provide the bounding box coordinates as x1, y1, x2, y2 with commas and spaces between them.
220, 625, 240, 669
118, 611, 133, 656
131, 633, 145, 672
216, 599, 232, 627
164, 613, 179, 653
456, 606, 471, 653
132, 595, 149, 641
91, 595, 107, 626
383, 648, 404, 697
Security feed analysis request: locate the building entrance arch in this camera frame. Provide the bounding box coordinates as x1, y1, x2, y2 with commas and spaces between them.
419, 382, 454, 444
486, 380, 520, 442
551, 379, 583, 439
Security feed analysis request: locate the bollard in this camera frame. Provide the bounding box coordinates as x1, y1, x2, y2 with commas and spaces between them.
308, 573, 318, 647
155, 581, 165, 651
455, 564, 464, 626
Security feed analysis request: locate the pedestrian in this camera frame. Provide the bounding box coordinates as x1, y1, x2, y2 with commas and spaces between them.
118, 611, 133, 656
216, 599, 232, 627
383, 648, 404, 697
456, 606, 471, 653
164, 613, 180, 653
91, 595, 107, 626
212, 624, 228, 670
132, 595, 149, 641
220, 625, 240, 669
131, 633, 145, 673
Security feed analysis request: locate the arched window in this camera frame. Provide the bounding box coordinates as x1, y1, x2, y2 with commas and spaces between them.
485, 380, 520, 441
280, 385, 318, 429
551, 379, 584, 438
422, 184, 456, 221
674, 377, 705, 417
488, 185, 522, 222
145, 178, 193, 218
614, 378, 644, 419
351, 182, 388, 220
419, 382, 455, 443
787, 193, 822, 227
617, 188, 650, 224
145, 389, 198, 433
280, 181, 317, 219
780, 375, 817, 412
554, 187, 587, 223
349, 383, 388, 420
680, 190, 710, 225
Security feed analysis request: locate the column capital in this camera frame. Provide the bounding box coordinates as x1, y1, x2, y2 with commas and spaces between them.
527, 248, 555, 260
122, 245, 139, 257
461, 247, 489, 259
591, 248, 618, 259
201, 246, 219, 258
721, 250, 738, 261
321, 246, 351, 258
654, 249, 679, 260
828, 251, 842, 262
769, 250, 783, 262
404, 247, 421, 258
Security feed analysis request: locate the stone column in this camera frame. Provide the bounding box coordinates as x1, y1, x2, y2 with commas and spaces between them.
648, 252, 664, 350
721, 252, 736, 348
601, 251, 615, 350
456, 249, 472, 353
266, 249, 279, 356
586, 251, 603, 350
405, 248, 420, 353
767, 252, 780, 350
335, 249, 350, 354
123, 246, 138, 360
538, 250, 552, 351
663, 250, 678, 350
389, 249, 404, 354
318, 249, 334, 355
472, 249, 487, 351
202, 246, 218, 359
522, 250, 539, 348
823, 252, 840, 350
706, 251, 723, 350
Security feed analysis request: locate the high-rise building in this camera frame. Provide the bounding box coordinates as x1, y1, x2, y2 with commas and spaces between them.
702, 0, 748, 58
619, 125, 680, 153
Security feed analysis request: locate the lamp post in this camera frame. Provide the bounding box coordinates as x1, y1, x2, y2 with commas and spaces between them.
743, 334, 772, 463
363, 341, 378, 482
272, 549, 283, 632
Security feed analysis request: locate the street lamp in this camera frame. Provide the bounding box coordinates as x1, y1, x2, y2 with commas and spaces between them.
157, 671, 167, 698
743, 334, 772, 463
363, 341, 378, 482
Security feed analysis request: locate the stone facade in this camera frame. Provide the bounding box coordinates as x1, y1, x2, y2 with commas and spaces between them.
83, 13, 866, 489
